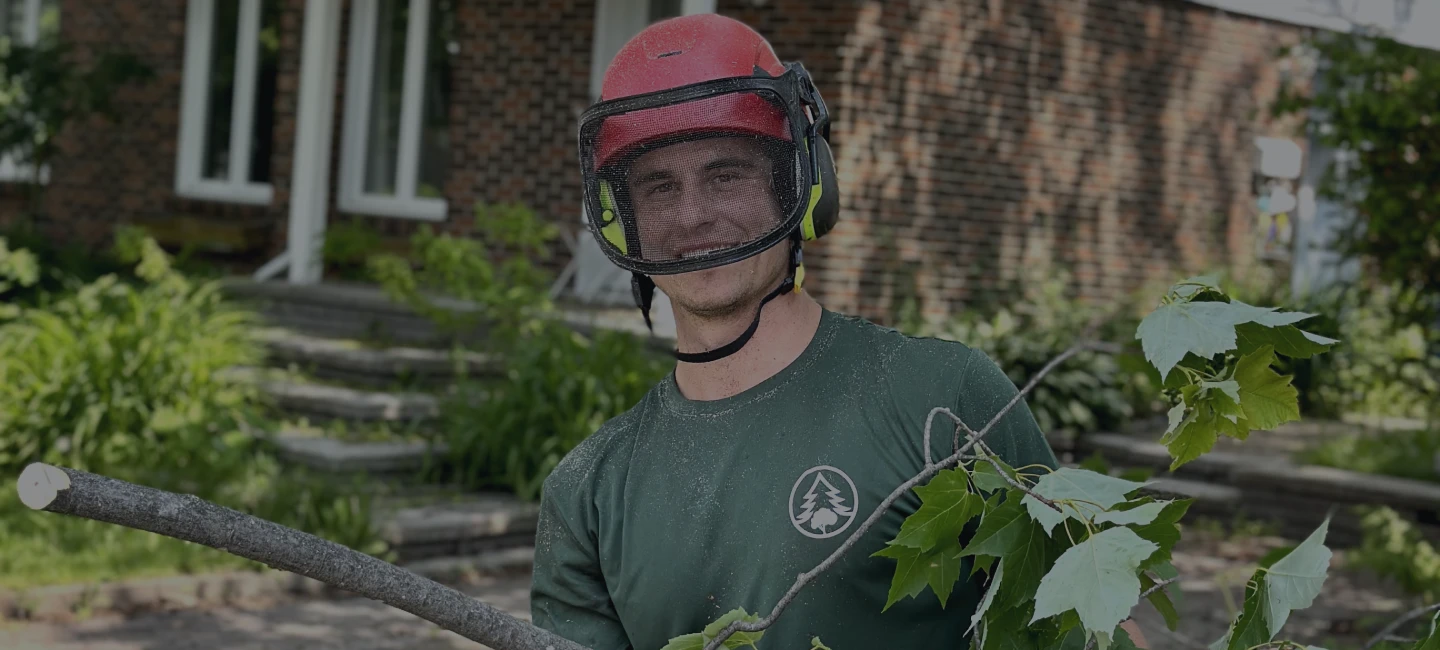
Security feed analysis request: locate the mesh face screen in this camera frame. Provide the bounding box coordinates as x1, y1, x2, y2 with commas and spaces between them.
582, 89, 805, 271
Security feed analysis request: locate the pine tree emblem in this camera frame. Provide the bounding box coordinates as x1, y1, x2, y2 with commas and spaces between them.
792, 471, 855, 534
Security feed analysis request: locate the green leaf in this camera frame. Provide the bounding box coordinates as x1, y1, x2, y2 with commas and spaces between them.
891, 468, 984, 550
980, 602, 1044, 650
1224, 570, 1273, 650
1141, 573, 1180, 631
970, 553, 996, 578
1172, 274, 1222, 299
1411, 611, 1440, 650
1163, 400, 1221, 470
1133, 500, 1192, 570
873, 545, 930, 611
960, 492, 1030, 558
929, 543, 966, 608
810, 637, 833, 650
1262, 517, 1333, 639
1164, 403, 1186, 436
659, 633, 705, 650
1225, 300, 1315, 327
972, 460, 1013, 494
997, 516, 1065, 611
969, 560, 1004, 634
1136, 301, 1247, 381
1092, 501, 1170, 527
1235, 321, 1338, 359
1030, 527, 1160, 637
1024, 468, 1148, 535
1233, 345, 1301, 431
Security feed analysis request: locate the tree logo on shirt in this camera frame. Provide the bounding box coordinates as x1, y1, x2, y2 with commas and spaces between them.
788, 465, 858, 539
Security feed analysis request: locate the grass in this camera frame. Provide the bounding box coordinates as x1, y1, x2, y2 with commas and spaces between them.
1298, 427, 1440, 484
0, 452, 391, 592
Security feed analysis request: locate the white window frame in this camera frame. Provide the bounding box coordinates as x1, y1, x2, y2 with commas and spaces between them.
337, 0, 447, 221
0, 0, 52, 184
174, 0, 273, 205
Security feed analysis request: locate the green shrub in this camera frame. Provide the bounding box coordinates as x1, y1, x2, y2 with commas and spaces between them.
371, 202, 671, 501
368, 202, 557, 342
0, 230, 389, 588
0, 229, 263, 488
1348, 506, 1440, 603
430, 321, 670, 501
1287, 282, 1440, 421
899, 274, 1149, 437
1299, 427, 1440, 483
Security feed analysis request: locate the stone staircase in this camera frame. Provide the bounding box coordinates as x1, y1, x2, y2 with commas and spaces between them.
217, 278, 673, 572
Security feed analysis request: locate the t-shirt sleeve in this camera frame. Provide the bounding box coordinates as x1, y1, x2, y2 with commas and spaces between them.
530, 469, 634, 650
956, 347, 1061, 473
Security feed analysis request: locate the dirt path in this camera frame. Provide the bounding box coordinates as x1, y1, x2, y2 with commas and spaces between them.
0, 532, 1424, 650
0, 574, 532, 650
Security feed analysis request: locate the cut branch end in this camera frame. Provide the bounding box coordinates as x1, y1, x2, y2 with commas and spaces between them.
18, 462, 70, 510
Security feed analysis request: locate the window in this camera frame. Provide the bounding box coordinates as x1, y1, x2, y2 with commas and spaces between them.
175, 0, 280, 204
339, 0, 454, 221
0, 0, 60, 184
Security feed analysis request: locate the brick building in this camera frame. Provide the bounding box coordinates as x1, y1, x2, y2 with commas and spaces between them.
1, 0, 1435, 327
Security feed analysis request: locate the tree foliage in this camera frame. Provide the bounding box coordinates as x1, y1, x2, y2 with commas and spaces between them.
1271, 29, 1440, 296
681, 277, 1373, 650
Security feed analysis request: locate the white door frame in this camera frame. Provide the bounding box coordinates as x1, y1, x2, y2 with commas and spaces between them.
267, 0, 342, 284
566, 0, 713, 312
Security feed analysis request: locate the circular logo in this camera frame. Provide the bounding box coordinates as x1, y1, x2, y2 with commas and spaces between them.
788, 465, 859, 539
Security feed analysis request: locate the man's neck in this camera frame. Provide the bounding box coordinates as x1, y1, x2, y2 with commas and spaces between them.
671, 290, 823, 402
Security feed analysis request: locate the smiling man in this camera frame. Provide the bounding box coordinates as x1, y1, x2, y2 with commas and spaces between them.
529, 13, 1080, 650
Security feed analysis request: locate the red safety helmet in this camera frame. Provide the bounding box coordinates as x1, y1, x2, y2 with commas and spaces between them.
578, 13, 839, 362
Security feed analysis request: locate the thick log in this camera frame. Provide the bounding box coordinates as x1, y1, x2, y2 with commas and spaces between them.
15, 463, 587, 650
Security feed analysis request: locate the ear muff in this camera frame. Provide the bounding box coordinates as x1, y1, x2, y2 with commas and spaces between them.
800, 135, 839, 242
597, 179, 629, 255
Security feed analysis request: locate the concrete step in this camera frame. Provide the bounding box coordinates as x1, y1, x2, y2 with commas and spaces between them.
262, 428, 449, 476
375, 491, 541, 564
236, 370, 442, 423
222, 277, 678, 351
254, 327, 502, 389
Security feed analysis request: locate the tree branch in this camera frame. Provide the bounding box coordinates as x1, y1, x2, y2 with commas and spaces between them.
705, 339, 1105, 650
1364, 601, 1440, 650
967, 441, 1063, 514
14, 463, 590, 650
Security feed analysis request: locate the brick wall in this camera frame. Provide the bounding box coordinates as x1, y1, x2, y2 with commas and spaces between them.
11, 0, 1312, 328
327, 0, 597, 281
17, 0, 305, 259
721, 0, 1312, 326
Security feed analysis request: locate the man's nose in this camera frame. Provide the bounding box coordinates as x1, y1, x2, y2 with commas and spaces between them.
672, 179, 718, 233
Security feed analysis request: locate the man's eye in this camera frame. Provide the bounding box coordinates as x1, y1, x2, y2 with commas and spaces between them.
648, 182, 674, 195
715, 173, 736, 183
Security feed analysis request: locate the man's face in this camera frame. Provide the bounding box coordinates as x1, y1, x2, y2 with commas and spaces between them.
626, 136, 790, 318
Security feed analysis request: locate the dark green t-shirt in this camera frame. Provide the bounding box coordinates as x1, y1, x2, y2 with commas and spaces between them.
530, 308, 1059, 650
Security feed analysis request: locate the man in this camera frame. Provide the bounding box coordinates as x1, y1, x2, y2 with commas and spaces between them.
530, 13, 1116, 650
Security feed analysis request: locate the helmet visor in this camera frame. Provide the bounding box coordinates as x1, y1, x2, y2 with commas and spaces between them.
580, 86, 811, 276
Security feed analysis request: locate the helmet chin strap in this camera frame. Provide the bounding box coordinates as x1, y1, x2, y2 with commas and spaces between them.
632, 232, 803, 364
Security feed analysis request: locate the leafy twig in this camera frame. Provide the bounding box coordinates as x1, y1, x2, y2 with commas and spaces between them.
968, 440, 1064, 514
704, 339, 1103, 650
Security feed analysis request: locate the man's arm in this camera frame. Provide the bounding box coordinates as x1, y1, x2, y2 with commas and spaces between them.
955, 348, 1061, 472
530, 475, 633, 650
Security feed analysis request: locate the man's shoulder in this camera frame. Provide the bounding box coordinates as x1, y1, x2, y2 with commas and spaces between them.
541, 384, 658, 498
829, 310, 982, 376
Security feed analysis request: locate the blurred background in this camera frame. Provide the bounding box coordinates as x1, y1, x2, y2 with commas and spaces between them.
0, 0, 1436, 648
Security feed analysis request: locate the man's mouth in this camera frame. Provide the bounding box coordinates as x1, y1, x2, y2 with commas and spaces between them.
677, 245, 737, 259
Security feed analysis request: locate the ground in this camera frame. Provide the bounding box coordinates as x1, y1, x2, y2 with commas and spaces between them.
0, 530, 1423, 650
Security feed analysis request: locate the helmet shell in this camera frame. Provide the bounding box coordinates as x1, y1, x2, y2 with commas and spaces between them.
593, 14, 792, 170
